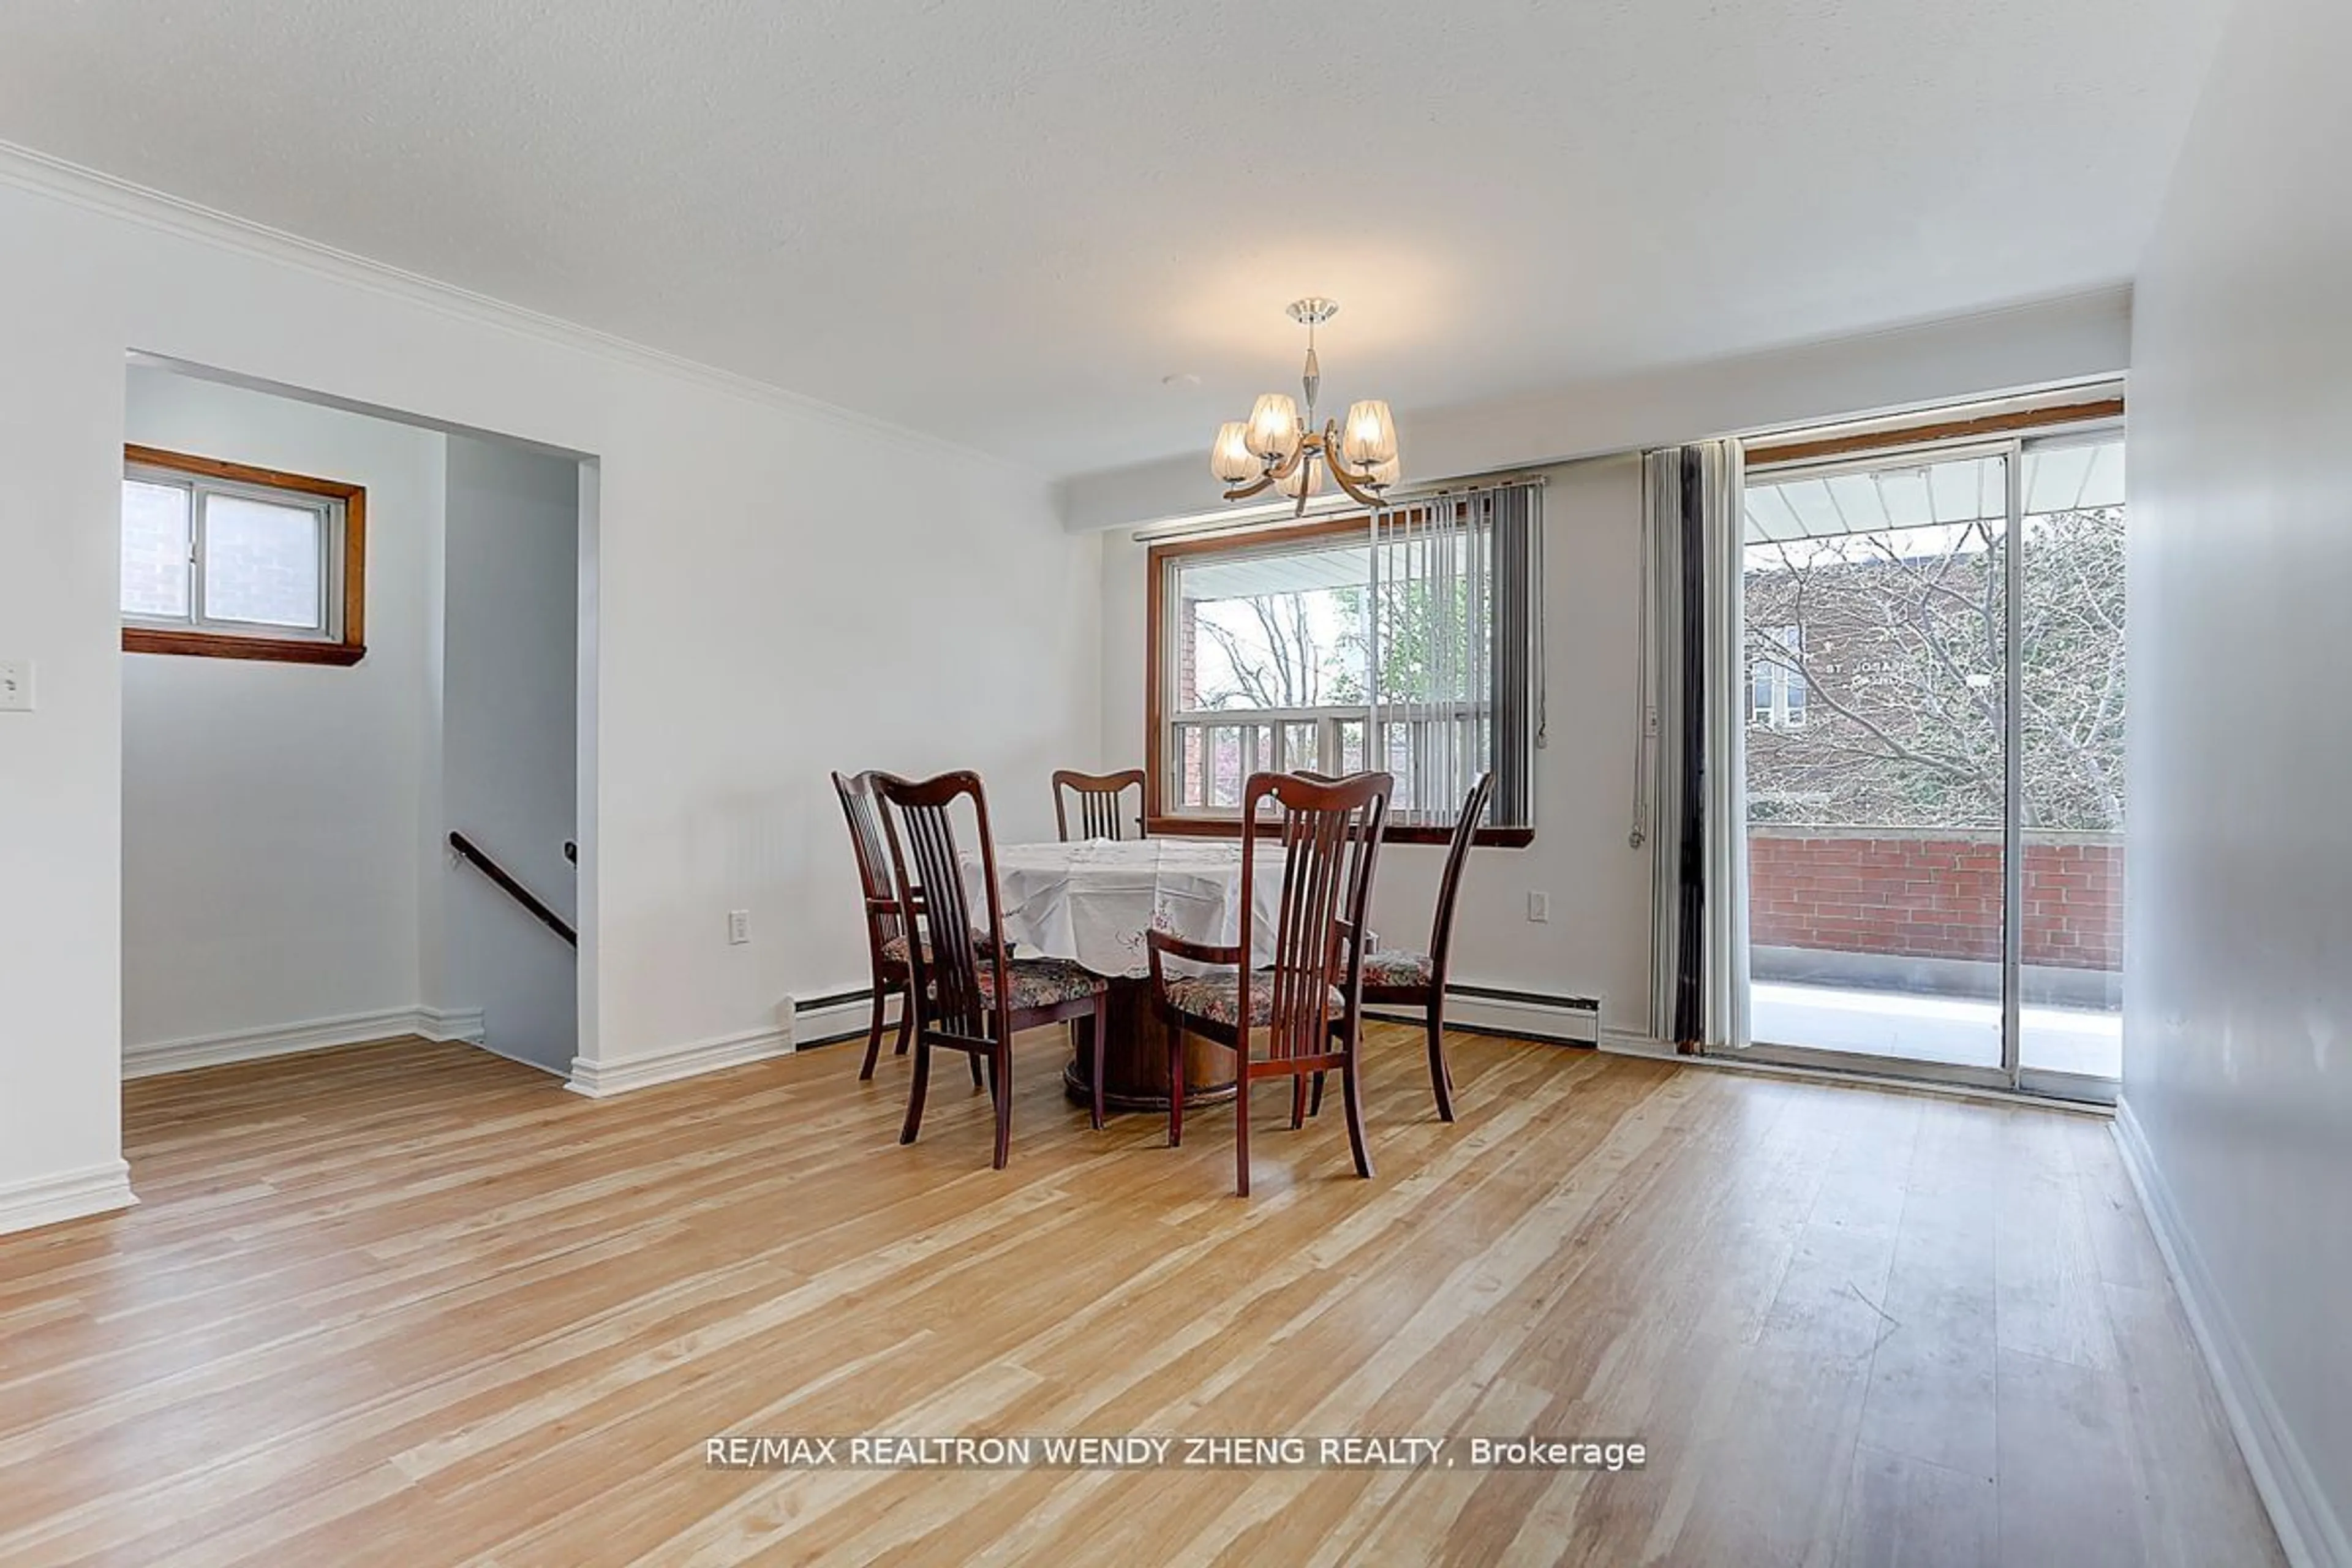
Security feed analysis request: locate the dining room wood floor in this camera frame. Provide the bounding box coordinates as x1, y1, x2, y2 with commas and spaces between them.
0, 1024, 2284, 1567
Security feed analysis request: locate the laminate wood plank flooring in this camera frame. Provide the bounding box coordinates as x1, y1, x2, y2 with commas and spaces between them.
0, 1025, 2285, 1566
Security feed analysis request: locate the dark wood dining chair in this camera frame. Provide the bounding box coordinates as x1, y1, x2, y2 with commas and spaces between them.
832, 769, 918, 1082
875, 771, 1112, 1169
1324, 771, 1494, 1123
1148, 770, 1391, 1196
1052, 768, 1147, 842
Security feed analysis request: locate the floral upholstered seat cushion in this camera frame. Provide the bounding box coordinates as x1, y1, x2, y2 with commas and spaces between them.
1160, 973, 1348, 1027
880, 929, 1001, 967
973, 957, 1110, 1011
1359, 949, 1434, 990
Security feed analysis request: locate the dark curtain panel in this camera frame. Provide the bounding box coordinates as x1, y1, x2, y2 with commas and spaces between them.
1489, 486, 1537, 829
1670, 448, 1707, 1049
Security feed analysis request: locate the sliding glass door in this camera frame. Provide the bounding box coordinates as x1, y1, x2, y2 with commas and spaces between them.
1742, 447, 2015, 1074
1738, 424, 2124, 1095
2015, 434, 2127, 1080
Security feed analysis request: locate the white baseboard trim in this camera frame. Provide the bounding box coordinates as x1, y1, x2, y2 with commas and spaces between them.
415, 1007, 488, 1046
1599, 1028, 1681, 1060
460, 1032, 568, 1079
785, 990, 1600, 1056
0, 1159, 137, 1237
565, 1024, 794, 1099
123, 1006, 478, 1079
2113, 1099, 2346, 1568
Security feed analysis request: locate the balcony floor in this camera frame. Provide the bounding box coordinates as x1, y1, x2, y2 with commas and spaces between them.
1751, 979, 2122, 1081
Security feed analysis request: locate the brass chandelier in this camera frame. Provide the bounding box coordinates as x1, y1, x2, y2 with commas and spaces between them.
1209, 298, 1400, 515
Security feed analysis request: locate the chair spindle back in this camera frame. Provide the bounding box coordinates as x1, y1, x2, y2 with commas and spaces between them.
833, 770, 905, 948
1428, 771, 1495, 976
1052, 768, 1147, 842
1238, 771, 1391, 1062
874, 771, 1010, 1044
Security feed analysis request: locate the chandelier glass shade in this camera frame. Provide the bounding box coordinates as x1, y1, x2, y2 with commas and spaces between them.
1277, 451, 1322, 500
1210, 421, 1257, 483
1210, 299, 1400, 514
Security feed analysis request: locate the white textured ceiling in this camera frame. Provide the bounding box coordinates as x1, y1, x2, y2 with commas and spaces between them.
0, 1, 2226, 477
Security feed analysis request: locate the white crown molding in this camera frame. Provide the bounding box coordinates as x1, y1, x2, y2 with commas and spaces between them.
124, 1006, 484, 1078
2113, 1099, 2346, 1568
565, 1024, 794, 1099
0, 138, 1041, 483
0, 1160, 137, 1238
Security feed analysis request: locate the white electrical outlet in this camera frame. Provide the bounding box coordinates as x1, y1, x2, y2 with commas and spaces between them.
1527, 891, 1551, 923
0, 660, 32, 712
727, 910, 752, 945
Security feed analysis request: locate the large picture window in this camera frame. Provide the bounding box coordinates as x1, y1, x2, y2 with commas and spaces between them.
121, 445, 368, 666
1147, 484, 1540, 845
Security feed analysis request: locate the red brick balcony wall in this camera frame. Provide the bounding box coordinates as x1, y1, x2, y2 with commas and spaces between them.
1748, 829, 2123, 971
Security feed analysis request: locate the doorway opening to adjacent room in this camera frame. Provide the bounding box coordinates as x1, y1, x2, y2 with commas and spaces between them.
116, 355, 599, 1090
1734, 396, 2125, 1101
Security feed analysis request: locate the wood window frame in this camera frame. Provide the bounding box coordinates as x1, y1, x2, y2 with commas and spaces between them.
121, 444, 368, 667
1741, 397, 2125, 470
1145, 510, 1535, 849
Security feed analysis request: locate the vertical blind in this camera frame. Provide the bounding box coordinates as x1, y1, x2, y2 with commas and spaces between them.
1370, 482, 1542, 828
1640, 441, 1744, 1050
1159, 480, 1542, 829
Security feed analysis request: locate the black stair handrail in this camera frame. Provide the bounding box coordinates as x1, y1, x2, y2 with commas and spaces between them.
449, 831, 578, 948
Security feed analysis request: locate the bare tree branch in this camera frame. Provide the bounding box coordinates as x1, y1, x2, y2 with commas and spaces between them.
1744, 506, 2124, 831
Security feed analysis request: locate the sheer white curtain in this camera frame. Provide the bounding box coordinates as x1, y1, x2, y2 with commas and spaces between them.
1698, 441, 1751, 1051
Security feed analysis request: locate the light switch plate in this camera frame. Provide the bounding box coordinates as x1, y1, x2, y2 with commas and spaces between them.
0, 660, 32, 712
1527, 891, 1551, 923
727, 910, 752, 946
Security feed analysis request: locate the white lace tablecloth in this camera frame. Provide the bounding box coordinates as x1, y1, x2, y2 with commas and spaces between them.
960, 839, 1284, 979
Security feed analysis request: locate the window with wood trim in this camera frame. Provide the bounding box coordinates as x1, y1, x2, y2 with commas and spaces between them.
1147, 484, 1542, 846
1751, 624, 1807, 731
120, 445, 366, 666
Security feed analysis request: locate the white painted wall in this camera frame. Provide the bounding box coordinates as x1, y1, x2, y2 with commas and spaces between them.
2125, 0, 2352, 1558
439, 434, 579, 1073
1099, 456, 1654, 1037
0, 156, 1099, 1228
1089, 291, 2141, 1046
1082, 285, 2135, 1050
0, 220, 130, 1229
118, 368, 443, 1060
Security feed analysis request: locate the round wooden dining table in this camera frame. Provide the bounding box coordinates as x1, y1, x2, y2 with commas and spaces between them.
960, 838, 1283, 1112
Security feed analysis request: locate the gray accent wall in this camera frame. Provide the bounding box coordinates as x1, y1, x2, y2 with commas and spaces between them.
439, 435, 581, 1073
